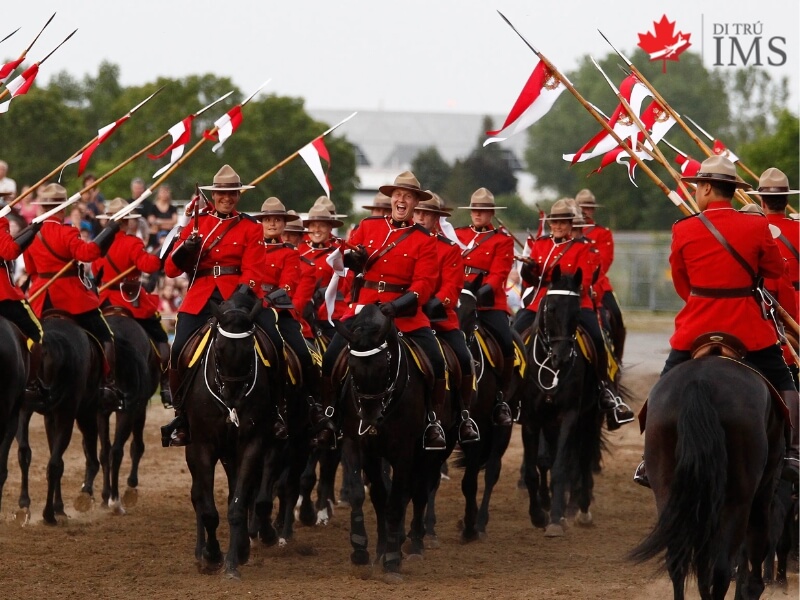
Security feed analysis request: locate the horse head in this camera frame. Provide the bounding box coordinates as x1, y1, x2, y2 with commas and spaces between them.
210, 296, 262, 404
457, 272, 483, 337
337, 303, 399, 426
538, 265, 581, 370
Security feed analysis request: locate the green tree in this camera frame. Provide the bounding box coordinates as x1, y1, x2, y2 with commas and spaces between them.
738, 109, 799, 186
411, 146, 450, 192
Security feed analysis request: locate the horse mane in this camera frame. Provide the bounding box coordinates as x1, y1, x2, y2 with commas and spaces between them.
346, 304, 393, 352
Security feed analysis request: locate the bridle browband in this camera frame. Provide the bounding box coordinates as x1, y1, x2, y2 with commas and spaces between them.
348, 337, 407, 435
531, 286, 580, 391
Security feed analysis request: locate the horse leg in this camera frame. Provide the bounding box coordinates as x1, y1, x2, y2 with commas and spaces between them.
42, 411, 75, 524
475, 422, 512, 535
459, 442, 481, 541
124, 405, 147, 507
187, 444, 222, 573
109, 411, 135, 514
74, 403, 100, 513
297, 451, 319, 526
545, 409, 579, 537
0, 404, 21, 513
424, 466, 441, 548
318, 446, 342, 522
521, 422, 547, 529
225, 438, 262, 580
406, 456, 436, 558
381, 459, 412, 576
738, 475, 776, 599
16, 408, 33, 516
343, 439, 370, 566
279, 440, 308, 544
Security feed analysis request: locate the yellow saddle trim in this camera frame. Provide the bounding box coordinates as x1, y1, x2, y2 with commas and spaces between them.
513, 339, 527, 378
26, 338, 34, 351
283, 350, 297, 386
402, 338, 426, 374
255, 338, 271, 368
308, 342, 323, 368
433, 336, 450, 390
475, 330, 496, 368
188, 329, 213, 368
576, 329, 591, 362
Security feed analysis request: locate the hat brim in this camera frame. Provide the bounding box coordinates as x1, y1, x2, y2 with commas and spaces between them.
361, 204, 392, 210
681, 175, 752, 190
378, 185, 432, 201
198, 184, 255, 191
98, 212, 142, 220
578, 202, 602, 208
456, 206, 507, 210
546, 213, 576, 221
414, 205, 450, 217
31, 199, 67, 205
251, 211, 301, 222
284, 226, 307, 233
302, 216, 344, 227
744, 188, 800, 196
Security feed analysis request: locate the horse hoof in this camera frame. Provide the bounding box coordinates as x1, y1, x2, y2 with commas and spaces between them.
575, 510, 593, 527
456, 518, 465, 532
108, 498, 126, 516
13, 508, 31, 527
544, 523, 565, 537
122, 487, 138, 508
197, 559, 223, 575
278, 537, 288, 548
316, 508, 330, 526
381, 572, 403, 584
477, 531, 488, 541
73, 492, 94, 513
224, 568, 241, 581
351, 549, 370, 566
424, 535, 440, 550
350, 564, 372, 580
404, 552, 423, 562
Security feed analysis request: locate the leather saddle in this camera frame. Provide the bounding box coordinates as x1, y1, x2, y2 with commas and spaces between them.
101, 305, 135, 319
40, 308, 106, 370
690, 331, 747, 360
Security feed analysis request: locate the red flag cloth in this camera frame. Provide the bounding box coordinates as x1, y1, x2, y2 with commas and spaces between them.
0, 64, 39, 113
712, 139, 739, 163
76, 116, 131, 175
298, 136, 333, 196
0, 57, 24, 83
203, 105, 243, 152
149, 115, 195, 177
675, 153, 702, 201
484, 59, 566, 146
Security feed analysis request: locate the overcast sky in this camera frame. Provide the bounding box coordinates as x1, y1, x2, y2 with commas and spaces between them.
3, 0, 798, 117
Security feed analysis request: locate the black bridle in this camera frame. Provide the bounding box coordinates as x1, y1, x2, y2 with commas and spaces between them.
530, 289, 579, 393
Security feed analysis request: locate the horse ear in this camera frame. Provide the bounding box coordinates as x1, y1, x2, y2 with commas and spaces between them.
377, 314, 392, 341
551, 264, 561, 284
248, 300, 262, 322
334, 319, 356, 344
210, 299, 222, 320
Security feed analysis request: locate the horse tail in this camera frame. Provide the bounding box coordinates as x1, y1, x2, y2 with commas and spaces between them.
44, 324, 87, 406
629, 379, 727, 581
115, 334, 150, 402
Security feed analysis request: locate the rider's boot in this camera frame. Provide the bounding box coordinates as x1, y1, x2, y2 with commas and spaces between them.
102, 340, 124, 411
310, 376, 337, 449
423, 379, 447, 450
158, 342, 172, 408
782, 390, 799, 482
24, 341, 44, 401
493, 358, 514, 427
457, 374, 480, 444
596, 350, 634, 430
161, 368, 190, 447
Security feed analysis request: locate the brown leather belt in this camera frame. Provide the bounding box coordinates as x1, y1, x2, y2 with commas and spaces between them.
195, 265, 241, 278
362, 280, 408, 293
39, 267, 80, 278
690, 286, 753, 298
465, 266, 488, 276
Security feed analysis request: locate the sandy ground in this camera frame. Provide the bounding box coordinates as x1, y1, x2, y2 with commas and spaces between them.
0, 323, 797, 600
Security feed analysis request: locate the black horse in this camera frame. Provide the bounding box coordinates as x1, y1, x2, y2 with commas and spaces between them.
181, 297, 276, 579
334, 304, 450, 577
519, 267, 606, 536
98, 311, 160, 514
630, 357, 784, 600
1, 314, 104, 524
450, 279, 520, 541
0, 317, 29, 512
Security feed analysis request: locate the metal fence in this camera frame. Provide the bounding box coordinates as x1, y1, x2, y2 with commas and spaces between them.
609, 232, 682, 312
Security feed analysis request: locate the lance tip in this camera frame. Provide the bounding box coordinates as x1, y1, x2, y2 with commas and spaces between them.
598, 29, 632, 65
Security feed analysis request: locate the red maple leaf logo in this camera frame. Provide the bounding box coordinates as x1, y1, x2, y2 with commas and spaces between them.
637, 15, 692, 73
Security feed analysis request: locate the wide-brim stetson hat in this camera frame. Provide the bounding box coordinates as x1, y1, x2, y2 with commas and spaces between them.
681, 155, 752, 189
744, 167, 800, 196
547, 198, 577, 221
198, 164, 254, 192
284, 210, 306, 232
378, 171, 432, 201
303, 204, 344, 228
457, 187, 507, 210
564, 198, 585, 226
97, 197, 141, 219
251, 197, 300, 221
575, 188, 601, 208
313, 195, 347, 218
362, 192, 392, 210
32, 183, 69, 205
415, 191, 451, 216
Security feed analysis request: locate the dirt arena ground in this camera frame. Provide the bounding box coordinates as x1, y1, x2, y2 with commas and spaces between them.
1, 317, 797, 599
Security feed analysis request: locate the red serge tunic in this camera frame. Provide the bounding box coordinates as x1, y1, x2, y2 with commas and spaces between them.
0, 217, 24, 301
262, 239, 300, 297
23, 218, 102, 316
669, 202, 785, 351
92, 231, 161, 319
345, 216, 437, 332
164, 211, 265, 315
766, 213, 800, 310
520, 236, 596, 313
294, 242, 351, 323
432, 234, 464, 333
454, 225, 514, 313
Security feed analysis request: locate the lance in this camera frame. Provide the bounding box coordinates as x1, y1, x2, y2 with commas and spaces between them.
0, 13, 54, 87
247, 111, 357, 188
684, 115, 759, 180
113, 80, 270, 222
0, 27, 76, 102
493, 215, 526, 250
589, 57, 698, 209
497, 11, 695, 217
0, 86, 165, 218
97, 265, 137, 293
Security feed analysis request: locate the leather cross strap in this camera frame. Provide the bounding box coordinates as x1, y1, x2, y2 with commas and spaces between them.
364, 227, 416, 271
462, 228, 499, 258
696, 213, 757, 280
199, 215, 241, 261
777, 233, 799, 260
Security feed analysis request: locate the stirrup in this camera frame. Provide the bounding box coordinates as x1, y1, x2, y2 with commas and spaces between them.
633, 461, 650, 489
458, 410, 481, 444
601, 384, 634, 424
423, 416, 446, 451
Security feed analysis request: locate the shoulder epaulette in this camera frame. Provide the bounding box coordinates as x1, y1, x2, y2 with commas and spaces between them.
363, 215, 385, 221
674, 213, 698, 225
240, 213, 258, 223
412, 223, 429, 234
299, 255, 315, 266
436, 233, 456, 246
283, 241, 297, 249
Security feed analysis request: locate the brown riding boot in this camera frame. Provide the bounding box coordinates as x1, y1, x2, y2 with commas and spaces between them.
493, 358, 514, 427
310, 376, 337, 449
595, 350, 634, 429
458, 374, 480, 444
102, 340, 124, 411
158, 342, 172, 408
782, 390, 799, 482
161, 368, 190, 447
424, 379, 447, 450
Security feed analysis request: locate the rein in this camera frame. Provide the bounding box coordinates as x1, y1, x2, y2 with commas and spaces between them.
531, 288, 579, 392
348, 337, 408, 435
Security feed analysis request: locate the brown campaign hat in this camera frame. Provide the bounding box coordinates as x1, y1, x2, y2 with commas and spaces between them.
680, 155, 751, 189
283, 210, 306, 232
744, 167, 800, 196
97, 197, 141, 219
32, 183, 69, 205
575, 188, 601, 208
456, 187, 507, 210
362, 191, 392, 210
415, 190, 451, 216
303, 204, 344, 228
547, 197, 577, 221
312, 195, 347, 218
198, 164, 255, 192
252, 197, 300, 221
378, 171, 432, 201
565, 198, 585, 226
